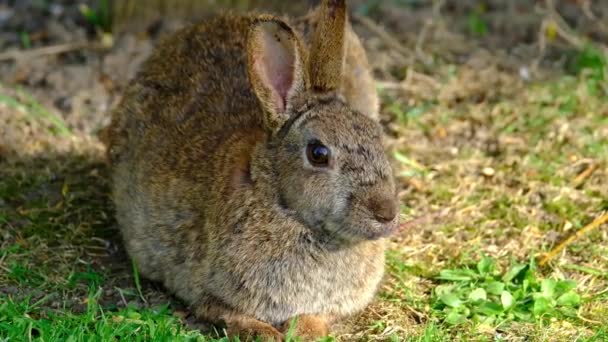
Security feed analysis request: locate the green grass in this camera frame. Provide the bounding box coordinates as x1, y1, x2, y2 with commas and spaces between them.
0, 293, 211, 341
432, 257, 581, 326
79, 0, 112, 32
0, 83, 71, 136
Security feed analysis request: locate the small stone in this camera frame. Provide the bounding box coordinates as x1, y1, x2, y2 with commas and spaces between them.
519, 66, 531, 81
482, 167, 495, 177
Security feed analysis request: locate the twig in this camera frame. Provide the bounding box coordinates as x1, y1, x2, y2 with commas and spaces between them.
573, 162, 600, 188
580, 0, 597, 21
352, 14, 413, 66
377, 68, 440, 90
0, 42, 99, 62
415, 19, 433, 66
580, 0, 608, 34
533, 0, 587, 71
532, 19, 549, 73
375, 81, 407, 90
577, 313, 602, 325
431, 0, 445, 18
539, 212, 608, 266
115, 287, 129, 307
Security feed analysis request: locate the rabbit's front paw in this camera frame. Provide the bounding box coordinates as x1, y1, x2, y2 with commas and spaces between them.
226, 316, 284, 342
281, 315, 329, 341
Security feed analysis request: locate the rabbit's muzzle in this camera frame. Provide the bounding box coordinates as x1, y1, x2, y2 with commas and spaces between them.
334, 187, 399, 241
369, 195, 398, 224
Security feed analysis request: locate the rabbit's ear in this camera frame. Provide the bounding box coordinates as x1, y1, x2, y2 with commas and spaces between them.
247, 18, 307, 133
309, 0, 346, 92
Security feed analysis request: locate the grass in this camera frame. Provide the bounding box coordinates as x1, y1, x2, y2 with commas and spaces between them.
1, 1, 607, 341
432, 257, 581, 326
379, 57, 607, 340
0, 293, 209, 341
0, 83, 72, 137
79, 0, 112, 33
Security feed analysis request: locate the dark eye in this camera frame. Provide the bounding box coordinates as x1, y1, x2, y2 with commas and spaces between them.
306, 142, 330, 167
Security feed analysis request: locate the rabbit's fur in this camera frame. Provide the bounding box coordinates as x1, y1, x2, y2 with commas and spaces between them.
105, 0, 397, 340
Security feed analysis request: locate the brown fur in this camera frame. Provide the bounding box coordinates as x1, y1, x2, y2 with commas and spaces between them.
105, 1, 396, 340
293, 6, 380, 119
281, 315, 330, 341
308, 0, 346, 92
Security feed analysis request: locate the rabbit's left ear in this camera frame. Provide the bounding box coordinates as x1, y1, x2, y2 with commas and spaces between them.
247, 17, 307, 133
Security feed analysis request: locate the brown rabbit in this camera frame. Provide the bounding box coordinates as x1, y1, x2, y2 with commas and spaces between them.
104, 0, 397, 340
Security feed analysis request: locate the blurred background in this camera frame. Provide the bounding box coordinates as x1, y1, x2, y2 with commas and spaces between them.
0, 0, 606, 154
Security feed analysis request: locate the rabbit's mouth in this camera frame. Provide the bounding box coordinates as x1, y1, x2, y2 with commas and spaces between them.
321, 215, 399, 242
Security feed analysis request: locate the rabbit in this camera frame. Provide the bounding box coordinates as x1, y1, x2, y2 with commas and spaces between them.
104, 0, 398, 340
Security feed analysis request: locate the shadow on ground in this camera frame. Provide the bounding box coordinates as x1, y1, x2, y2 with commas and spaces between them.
0, 152, 216, 333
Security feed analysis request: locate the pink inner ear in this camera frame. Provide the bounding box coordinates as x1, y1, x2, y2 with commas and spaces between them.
253, 26, 296, 113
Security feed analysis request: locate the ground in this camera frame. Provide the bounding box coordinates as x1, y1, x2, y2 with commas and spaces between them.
0, 1, 607, 341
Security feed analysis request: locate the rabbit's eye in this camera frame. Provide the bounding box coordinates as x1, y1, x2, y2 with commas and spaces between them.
306, 142, 330, 167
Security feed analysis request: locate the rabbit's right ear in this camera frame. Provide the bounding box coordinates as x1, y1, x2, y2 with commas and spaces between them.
309, 0, 346, 92
247, 18, 307, 133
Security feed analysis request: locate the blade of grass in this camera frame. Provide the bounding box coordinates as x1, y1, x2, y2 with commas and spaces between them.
0, 85, 72, 136
561, 264, 607, 277
17, 88, 72, 136
131, 260, 147, 304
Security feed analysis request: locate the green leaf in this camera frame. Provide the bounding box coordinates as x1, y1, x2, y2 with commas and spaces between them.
476, 256, 494, 275
522, 278, 530, 293
503, 264, 528, 283
556, 291, 581, 307
555, 280, 577, 295
445, 310, 466, 325
440, 293, 462, 308
541, 279, 557, 298
501, 291, 514, 309
467, 11, 488, 36
437, 269, 477, 282
20, 31, 31, 49
528, 256, 538, 273
485, 281, 505, 295
533, 296, 552, 316
513, 308, 532, 321
126, 310, 142, 320
434, 284, 455, 296
573, 46, 606, 81
476, 316, 496, 326
475, 302, 504, 316
468, 288, 487, 303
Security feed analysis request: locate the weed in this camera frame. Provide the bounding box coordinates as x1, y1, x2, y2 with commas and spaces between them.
19, 31, 31, 49
79, 0, 112, 32
466, 2, 489, 37
431, 256, 581, 327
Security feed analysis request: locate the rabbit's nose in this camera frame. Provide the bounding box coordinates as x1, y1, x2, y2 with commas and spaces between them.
369, 196, 398, 223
